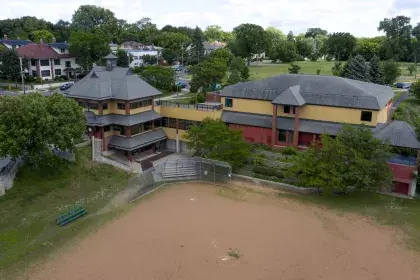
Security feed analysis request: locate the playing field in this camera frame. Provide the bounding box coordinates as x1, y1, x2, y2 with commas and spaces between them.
25, 182, 420, 280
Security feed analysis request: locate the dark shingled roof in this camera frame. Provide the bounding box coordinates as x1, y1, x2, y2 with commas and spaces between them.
108, 129, 167, 151
0, 156, 12, 171
85, 110, 162, 126
49, 42, 69, 49
374, 120, 420, 149
220, 74, 394, 110
66, 66, 162, 101
222, 111, 384, 136
104, 53, 118, 59
0, 39, 32, 46
272, 85, 306, 106
17, 43, 60, 59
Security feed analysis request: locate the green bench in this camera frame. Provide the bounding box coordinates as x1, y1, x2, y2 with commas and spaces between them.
56, 205, 88, 227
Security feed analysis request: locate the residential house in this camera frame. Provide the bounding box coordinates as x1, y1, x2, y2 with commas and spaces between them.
118, 41, 161, 67
0, 34, 32, 50
186, 41, 227, 56
65, 67, 420, 197
17, 43, 80, 80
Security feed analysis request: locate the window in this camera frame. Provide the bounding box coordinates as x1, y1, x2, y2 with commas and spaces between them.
178, 119, 186, 130
40, 60, 49, 66
141, 99, 152, 107
102, 103, 108, 110
104, 125, 111, 132
361, 111, 372, 122
65, 61, 71, 67
12, 45, 16, 49
225, 98, 233, 108
131, 124, 144, 135
278, 130, 287, 142
169, 118, 177, 128
113, 125, 126, 136
89, 103, 98, 110
54, 59, 61, 65
284, 106, 290, 114
55, 69, 62, 76
154, 119, 162, 128
32, 70, 37, 77
130, 102, 140, 109
117, 103, 125, 110
79, 101, 88, 108
41, 70, 50, 77
144, 121, 153, 131
60, 48, 66, 53
31, 59, 36, 66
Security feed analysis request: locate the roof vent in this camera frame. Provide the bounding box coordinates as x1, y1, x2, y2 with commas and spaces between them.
91, 71, 98, 78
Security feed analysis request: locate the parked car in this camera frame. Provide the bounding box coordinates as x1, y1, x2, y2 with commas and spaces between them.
60, 82, 73, 90
395, 82, 412, 89
177, 81, 187, 88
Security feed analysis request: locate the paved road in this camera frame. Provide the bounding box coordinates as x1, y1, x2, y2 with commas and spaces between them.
392, 89, 410, 109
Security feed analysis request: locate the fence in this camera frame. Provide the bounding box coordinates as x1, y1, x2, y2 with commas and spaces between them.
155, 100, 222, 111
127, 157, 232, 202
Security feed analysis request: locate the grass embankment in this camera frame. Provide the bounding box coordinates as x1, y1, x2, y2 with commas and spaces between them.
278, 191, 420, 249
0, 147, 131, 278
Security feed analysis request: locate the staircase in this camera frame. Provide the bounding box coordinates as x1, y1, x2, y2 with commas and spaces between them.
162, 161, 198, 180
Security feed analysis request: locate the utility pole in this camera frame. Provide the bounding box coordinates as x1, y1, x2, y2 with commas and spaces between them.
181, 43, 184, 66
19, 56, 25, 94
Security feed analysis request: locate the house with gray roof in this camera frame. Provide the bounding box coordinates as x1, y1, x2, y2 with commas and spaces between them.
65, 53, 167, 161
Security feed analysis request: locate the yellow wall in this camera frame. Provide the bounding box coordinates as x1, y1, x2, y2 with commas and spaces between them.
221, 97, 272, 115
222, 97, 380, 126
162, 127, 189, 141
157, 106, 222, 121
376, 105, 389, 124
104, 131, 114, 137
107, 102, 125, 115
130, 105, 153, 115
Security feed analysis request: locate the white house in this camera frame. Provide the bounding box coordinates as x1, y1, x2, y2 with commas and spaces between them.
0, 34, 32, 49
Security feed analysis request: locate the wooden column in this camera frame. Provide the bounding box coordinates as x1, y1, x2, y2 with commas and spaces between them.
125, 101, 130, 115
98, 101, 103, 115
127, 151, 133, 162
100, 126, 105, 151
125, 126, 131, 138
293, 107, 300, 147
271, 105, 277, 148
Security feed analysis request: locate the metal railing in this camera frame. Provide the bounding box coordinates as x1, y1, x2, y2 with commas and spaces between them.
155, 100, 222, 111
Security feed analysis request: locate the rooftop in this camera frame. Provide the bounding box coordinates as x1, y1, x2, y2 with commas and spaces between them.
0, 39, 32, 46
220, 74, 394, 110
66, 66, 162, 101
17, 43, 60, 59
374, 120, 420, 149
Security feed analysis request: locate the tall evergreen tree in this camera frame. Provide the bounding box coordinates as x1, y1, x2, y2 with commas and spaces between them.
346, 55, 369, 81
368, 55, 384, 84
189, 26, 205, 64
287, 31, 295, 42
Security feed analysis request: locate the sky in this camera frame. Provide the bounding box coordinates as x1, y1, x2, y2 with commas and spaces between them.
1, 0, 420, 37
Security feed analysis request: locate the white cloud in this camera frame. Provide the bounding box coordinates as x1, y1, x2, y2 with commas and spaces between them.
0, 0, 419, 37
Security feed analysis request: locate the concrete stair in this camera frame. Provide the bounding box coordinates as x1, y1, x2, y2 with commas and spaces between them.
162, 164, 198, 179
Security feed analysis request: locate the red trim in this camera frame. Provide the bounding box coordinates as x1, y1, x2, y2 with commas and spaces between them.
271, 105, 277, 148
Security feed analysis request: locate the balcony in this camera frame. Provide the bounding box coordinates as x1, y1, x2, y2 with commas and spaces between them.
155, 100, 222, 111
155, 100, 223, 122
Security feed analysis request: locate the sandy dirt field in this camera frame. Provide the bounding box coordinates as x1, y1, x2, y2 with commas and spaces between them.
26, 182, 420, 280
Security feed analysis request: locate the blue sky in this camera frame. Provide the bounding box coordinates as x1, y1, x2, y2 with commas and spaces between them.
1, 0, 420, 37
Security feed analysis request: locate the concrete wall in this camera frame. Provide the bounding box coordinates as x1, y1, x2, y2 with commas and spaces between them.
0, 159, 22, 197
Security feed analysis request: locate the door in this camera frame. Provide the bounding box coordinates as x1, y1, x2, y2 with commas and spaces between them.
393, 182, 409, 195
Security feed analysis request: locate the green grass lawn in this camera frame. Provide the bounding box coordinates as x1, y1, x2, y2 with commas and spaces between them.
0, 147, 132, 278
392, 89, 406, 101
278, 191, 420, 249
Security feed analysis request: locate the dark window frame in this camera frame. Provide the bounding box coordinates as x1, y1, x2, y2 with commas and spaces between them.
225, 98, 233, 108
54, 59, 61, 65
361, 111, 372, 122
65, 61, 71, 67
278, 130, 287, 142
117, 103, 125, 110
41, 70, 50, 77
31, 59, 36, 66
54, 69, 62, 76
102, 103, 109, 110
40, 59, 49, 66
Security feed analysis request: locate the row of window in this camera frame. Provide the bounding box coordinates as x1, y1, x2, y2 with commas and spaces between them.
31, 59, 72, 67
130, 99, 152, 109
162, 118, 200, 130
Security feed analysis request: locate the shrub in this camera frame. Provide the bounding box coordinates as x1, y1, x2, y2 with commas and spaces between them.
281, 146, 298, 156
25, 76, 36, 82
252, 165, 284, 178
295, 54, 305, 61
316, 68, 321, 75
59, 75, 69, 81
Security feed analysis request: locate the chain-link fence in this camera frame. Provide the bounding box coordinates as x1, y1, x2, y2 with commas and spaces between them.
127, 157, 232, 202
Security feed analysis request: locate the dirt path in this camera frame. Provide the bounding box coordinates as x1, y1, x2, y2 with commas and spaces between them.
25, 182, 420, 280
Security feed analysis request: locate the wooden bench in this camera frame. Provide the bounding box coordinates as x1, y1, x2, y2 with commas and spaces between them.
56, 205, 88, 227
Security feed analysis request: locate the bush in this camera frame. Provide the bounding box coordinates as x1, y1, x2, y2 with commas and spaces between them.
295, 54, 305, 61
325, 55, 333, 61
25, 76, 36, 82
281, 146, 298, 156
59, 75, 69, 81
252, 165, 284, 178
316, 68, 321, 75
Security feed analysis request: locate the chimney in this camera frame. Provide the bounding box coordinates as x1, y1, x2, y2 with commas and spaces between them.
52, 37, 56, 43
39, 38, 44, 44
3, 34, 7, 40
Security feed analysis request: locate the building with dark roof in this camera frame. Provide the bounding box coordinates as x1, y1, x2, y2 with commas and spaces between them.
17, 41, 81, 80
0, 34, 32, 49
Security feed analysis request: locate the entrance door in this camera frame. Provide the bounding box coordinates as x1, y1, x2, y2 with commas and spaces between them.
394, 182, 409, 195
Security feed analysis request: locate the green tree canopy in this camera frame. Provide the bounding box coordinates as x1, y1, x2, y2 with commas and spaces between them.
378, 15, 412, 61
287, 125, 392, 193
346, 55, 369, 81
382, 60, 401, 85
233, 23, 268, 65
305, 27, 328, 38
135, 66, 175, 92
69, 31, 110, 69
368, 55, 384, 84
31, 29, 55, 43
0, 49, 23, 81
209, 48, 234, 66
324, 32, 357, 60
230, 57, 249, 80
183, 118, 250, 168
0, 93, 86, 165
116, 49, 130, 67
354, 37, 384, 61
190, 59, 228, 92
295, 35, 314, 58
189, 26, 205, 64
410, 79, 420, 101
204, 25, 226, 42
270, 40, 297, 63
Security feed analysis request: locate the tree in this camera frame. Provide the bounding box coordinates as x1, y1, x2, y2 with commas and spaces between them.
382, 60, 401, 85
407, 65, 416, 76
52, 20, 71, 42
230, 57, 249, 80
331, 61, 343, 76
346, 55, 369, 81
287, 125, 392, 193
265, 26, 286, 58
189, 26, 205, 64
324, 32, 357, 60
209, 48, 234, 66
204, 25, 224, 42
227, 70, 241, 85
116, 49, 130, 67
183, 118, 250, 168
295, 35, 314, 58
378, 15, 412, 61
305, 28, 328, 38
233, 23, 268, 65
288, 63, 301, 74
136, 17, 158, 43
31, 29, 54, 43
0, 49, 21, 82
69, 31, 110, 69
142, 54, 157, 65
354, 37, 384, 61
162, 48, 177, 64
0, 93, 86, 166
368, 55, 384, 84
0, 16, 54, 40
136, 66, 175, 92
271, 40, 297, 62
410, 80, 420, 101
190, 60, 228, 92
287, 31, 295, 42
71, 5, 118, 41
